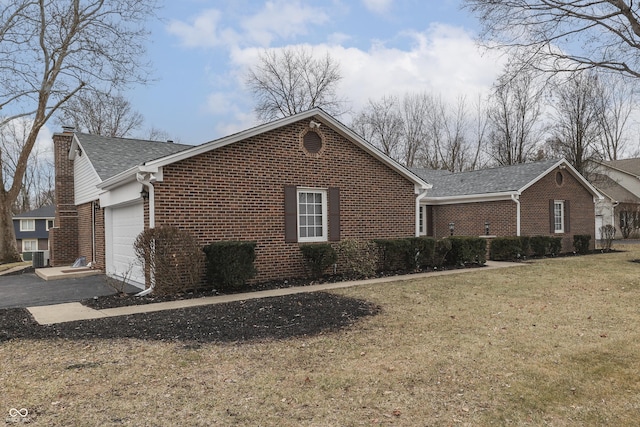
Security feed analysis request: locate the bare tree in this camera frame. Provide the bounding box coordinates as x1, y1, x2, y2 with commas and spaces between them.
351, 96, 404, 161
432, 96, 471, 172
0, 0, 158, 262
465, 1, 640, 79
400, 93, 430, 167
593, 74, 636, 160
246, 47, 348, 122
487, 66, 545, 165
548, 72, 603, 177
56, 90, 144, 138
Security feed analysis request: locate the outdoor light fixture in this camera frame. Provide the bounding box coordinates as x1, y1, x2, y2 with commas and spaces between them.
485, 221, 490, 235
140, 186, 149, 200
449, 222, 455, 236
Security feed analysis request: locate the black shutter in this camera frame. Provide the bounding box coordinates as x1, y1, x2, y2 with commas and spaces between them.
328, 187, 340, 241
564, 200, 570, 233
549, 200, 555, 234
284, 185, 297, 243
426, 206, 434, 237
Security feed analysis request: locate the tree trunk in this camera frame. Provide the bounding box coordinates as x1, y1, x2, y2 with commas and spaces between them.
0, 191, 21, 263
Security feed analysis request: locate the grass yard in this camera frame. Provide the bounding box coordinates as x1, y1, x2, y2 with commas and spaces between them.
3, 246, 640, 425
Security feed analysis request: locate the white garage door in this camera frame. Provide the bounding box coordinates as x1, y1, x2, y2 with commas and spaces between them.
105, 202, 145, 288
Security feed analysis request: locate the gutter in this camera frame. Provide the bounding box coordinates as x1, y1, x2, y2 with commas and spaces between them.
135, 172, 156, 296
511, 194, 521, 236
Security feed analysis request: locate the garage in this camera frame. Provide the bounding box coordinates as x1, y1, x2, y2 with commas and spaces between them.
105, 201, 145, 288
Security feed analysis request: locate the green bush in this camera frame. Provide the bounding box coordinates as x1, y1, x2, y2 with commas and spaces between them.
433, 239, 452, 268
374, 238, 412, 271
336, 239, 378, 279
530, 236, 549, 257
549, 237, 563, 255
407, 236, 436, 269
573, 234, 591, 255
203, 241, 257, 291
300, 243, 337, 278
490, 237, 526, 261
445, 237, 486, 266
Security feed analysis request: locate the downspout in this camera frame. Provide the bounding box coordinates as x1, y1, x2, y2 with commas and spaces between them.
511, 194, 521, 236
415, 188, 429, 236
135, 172, 155, 296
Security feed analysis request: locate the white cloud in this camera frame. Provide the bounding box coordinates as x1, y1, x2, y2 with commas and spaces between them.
167, 9, 235, 48
167, 1, 328, 49
362, 0, 393, 14
227, 24, 504, 121
241, 0, 329, 46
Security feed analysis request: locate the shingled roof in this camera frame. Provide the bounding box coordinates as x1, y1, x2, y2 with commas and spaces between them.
74, 133, 192, 180
412, 158, 564, 198
600, 158, 640, 176
13, 205, 55, 219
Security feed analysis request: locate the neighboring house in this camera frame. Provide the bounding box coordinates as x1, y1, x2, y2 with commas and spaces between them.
411, 159, 603, 252
13, 205, 55, 264
591, 159, 640, 239
50, 109, 431, 288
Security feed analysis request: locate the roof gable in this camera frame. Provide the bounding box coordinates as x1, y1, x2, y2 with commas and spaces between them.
99, 108, 430, 191
413, 158, 601, 201
71, 133, 191, 181
599, 158, 640, 176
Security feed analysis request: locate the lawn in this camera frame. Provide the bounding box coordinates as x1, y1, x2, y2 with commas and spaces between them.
2, 246, 640, 425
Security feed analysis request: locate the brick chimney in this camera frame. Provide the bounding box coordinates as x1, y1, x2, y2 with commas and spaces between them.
49, 129, 79, 266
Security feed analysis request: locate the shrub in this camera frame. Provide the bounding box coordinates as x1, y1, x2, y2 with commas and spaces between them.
374, 238, 412, 271
433, 239, 452, 268
336, 239, 378, 279
300, 243, 337, 278
600, 224, 616, 251
445, 237, 486, 266
573, 234, 591, 255
490, 237, 526, 261
134, 226, 205, 295
530, 236, 550, 257
549, 237, 563, 256
203, 241, 257, 291
407, 236, 436, 269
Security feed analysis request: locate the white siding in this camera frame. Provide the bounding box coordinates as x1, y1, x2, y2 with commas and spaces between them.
74, 152, 102, 204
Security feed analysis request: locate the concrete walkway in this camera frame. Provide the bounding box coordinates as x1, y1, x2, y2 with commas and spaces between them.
27, 260, 526, 325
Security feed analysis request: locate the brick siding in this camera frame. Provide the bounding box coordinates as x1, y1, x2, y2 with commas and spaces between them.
152, 118, 417, 281
520, 168, 596, 251
431, 200, 516, 239
50, 132, 79, 266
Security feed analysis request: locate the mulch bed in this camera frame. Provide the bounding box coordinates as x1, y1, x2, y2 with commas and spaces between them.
0, 292, 380, 344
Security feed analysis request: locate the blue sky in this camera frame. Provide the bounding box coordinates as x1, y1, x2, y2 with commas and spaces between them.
124, 0, 503, 144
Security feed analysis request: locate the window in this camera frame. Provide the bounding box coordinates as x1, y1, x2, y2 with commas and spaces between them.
22, 239, 37, 252
20, 219, 35, 231
419, 205, 426, 235
298, 189, 327, 242
46, 219, 54, 231
554, 201, 564, 233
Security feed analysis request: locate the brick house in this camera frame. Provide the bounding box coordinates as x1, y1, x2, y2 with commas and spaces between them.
50, 109, 431, 288
412, 159, 603, 252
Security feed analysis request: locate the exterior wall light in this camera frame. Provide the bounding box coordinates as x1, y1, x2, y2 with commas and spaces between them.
485, 221, 490, 235
140, 186, 149, 200
449, 222, 455, 236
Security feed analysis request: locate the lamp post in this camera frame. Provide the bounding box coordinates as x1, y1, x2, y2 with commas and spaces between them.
448, 222, 454, 236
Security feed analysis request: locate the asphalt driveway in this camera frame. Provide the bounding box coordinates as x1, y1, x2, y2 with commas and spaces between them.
0, 271, 134, 309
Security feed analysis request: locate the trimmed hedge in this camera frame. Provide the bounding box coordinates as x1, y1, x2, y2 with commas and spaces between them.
407, 236, 436, 269
445, 236, 486, 266
203, 241, 257, 291
374, 238, 412, 271
573, 234, 591, 255
300, 243, 337, 278
529, 236, 563, 257
489, 236, 530, 261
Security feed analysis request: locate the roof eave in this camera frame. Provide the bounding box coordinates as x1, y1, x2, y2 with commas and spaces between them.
424, 191, 517, 205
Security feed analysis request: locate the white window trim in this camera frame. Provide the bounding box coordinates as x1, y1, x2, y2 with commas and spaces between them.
22, 239, 37, 252
20, 219, 35, 232
297, 188, 328, 243
554, 200, 565, 233
46, 219, 54, 231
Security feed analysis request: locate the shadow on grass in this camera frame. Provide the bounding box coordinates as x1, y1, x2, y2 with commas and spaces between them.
0, 292, 380, 344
